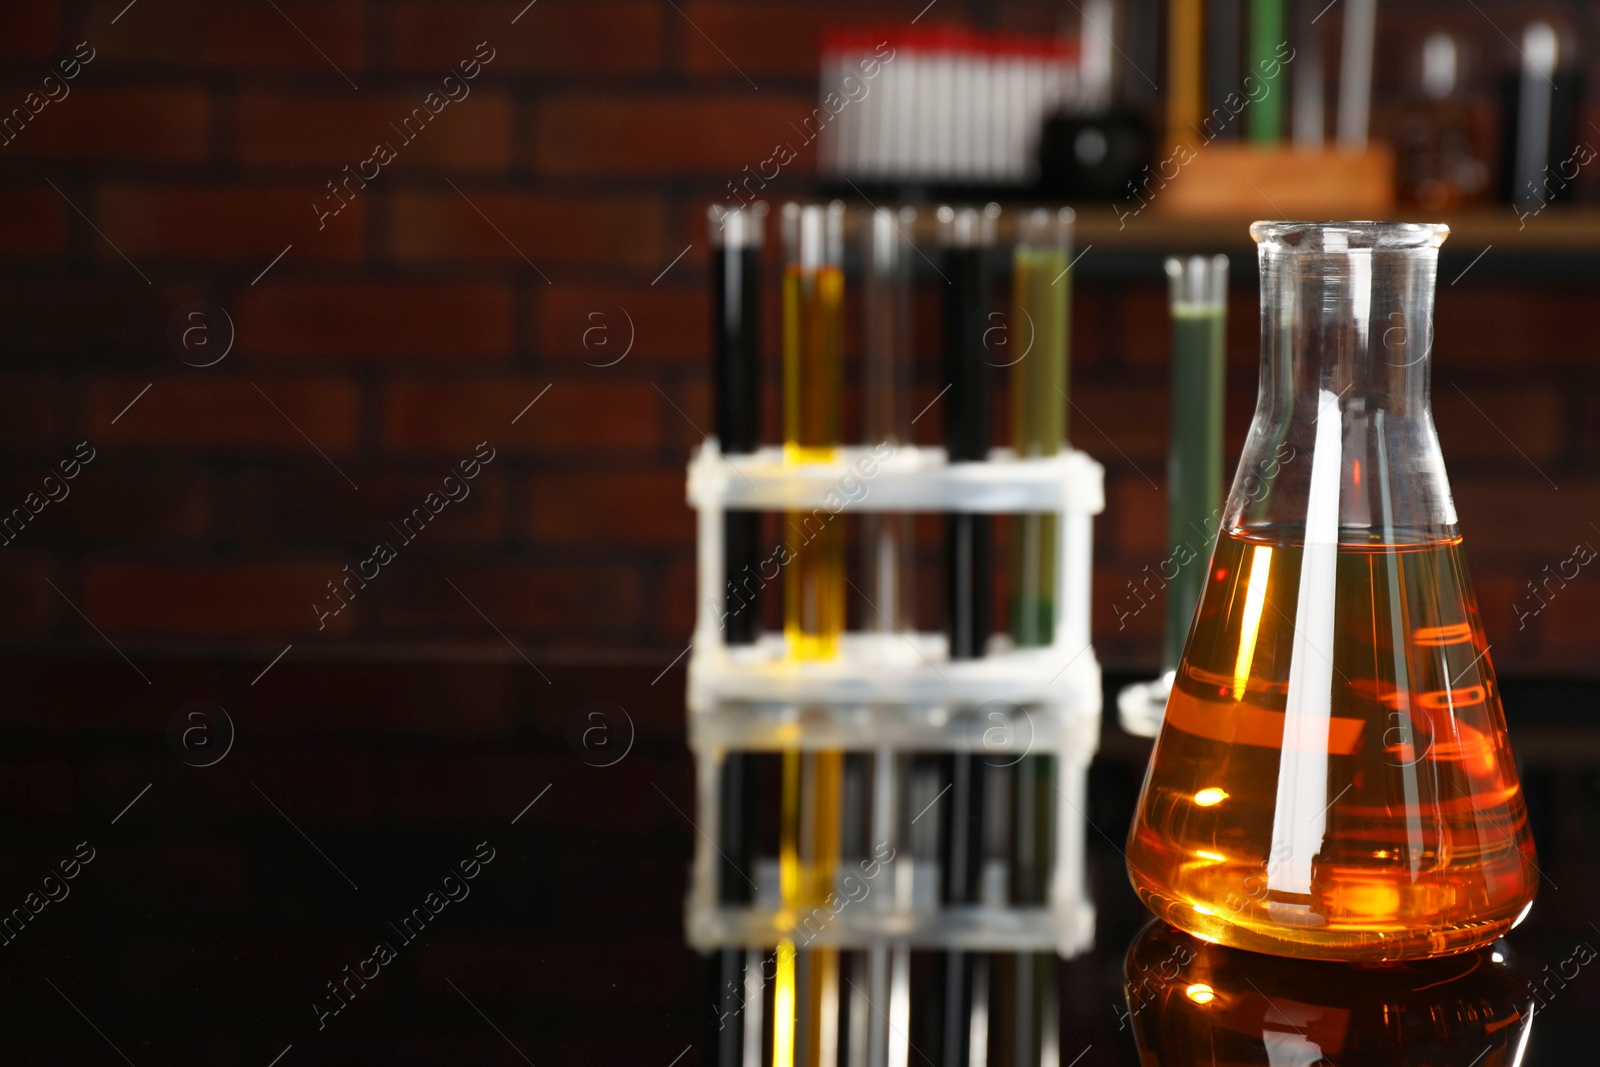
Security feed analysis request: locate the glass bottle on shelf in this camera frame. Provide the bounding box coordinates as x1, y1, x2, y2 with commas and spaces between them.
1126, 222, 1538, 961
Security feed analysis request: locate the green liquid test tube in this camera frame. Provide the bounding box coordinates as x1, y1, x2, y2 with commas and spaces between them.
1248, 0, 1285, 143
1010, 208, 1074, 646
1164, 255, 1228, 674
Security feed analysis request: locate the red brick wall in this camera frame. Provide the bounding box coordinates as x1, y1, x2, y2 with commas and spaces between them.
2, 0, 1598, 677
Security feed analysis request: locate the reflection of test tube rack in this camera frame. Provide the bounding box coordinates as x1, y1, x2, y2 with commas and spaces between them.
684, 442, 1105, 1060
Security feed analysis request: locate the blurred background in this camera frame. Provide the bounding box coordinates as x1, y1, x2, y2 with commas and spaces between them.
2, 0, 1599, 674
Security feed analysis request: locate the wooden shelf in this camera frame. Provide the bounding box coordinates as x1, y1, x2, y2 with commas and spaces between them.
1071, 206, 1600, 282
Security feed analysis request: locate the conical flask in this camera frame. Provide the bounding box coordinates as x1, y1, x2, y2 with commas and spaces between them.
1126, 221, 1538, 960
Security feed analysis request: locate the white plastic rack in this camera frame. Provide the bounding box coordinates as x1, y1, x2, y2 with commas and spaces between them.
684, 443, 1106, 957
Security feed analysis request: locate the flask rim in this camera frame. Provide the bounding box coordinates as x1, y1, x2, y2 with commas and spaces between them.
1250, 221, 1449, 252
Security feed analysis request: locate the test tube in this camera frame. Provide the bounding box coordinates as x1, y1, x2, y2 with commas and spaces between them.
709, 203, 766, 1067
1164, 256, 1228, 675
940, 204, 998, 657
937, 204, 999, 1067
859, 208, 917, 1067
777, 201, 847, 1067
710, 204, 767, 644
1247, 0, 1285, 143
1336, 0, 1377, 148
1007, 208, 1072, 1067
1009, 208, 1073, 646
1206, 0, 1242, 140
781, 202, 847, 656
1166, 0, 1203, 150
861, 206, 916, 637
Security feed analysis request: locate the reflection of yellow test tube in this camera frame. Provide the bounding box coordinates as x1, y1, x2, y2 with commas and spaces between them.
777, 202, 845, 1067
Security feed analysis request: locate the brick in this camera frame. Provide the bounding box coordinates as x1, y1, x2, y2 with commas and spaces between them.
1115, 284, 1168, 367
387, 189, 664, 271
1, 88, 209, 162
96, 186, 363, 264
89, 0, 364, 72
1530, 564, 1600, 666
655, 378, 711, 453
0, 187, 66, 258
1436, 285, 1600, 368
227, 468, 508, 546
0, 1, 58, 59
83, 563, 353, 637
1095, 559, 1166, 664
380, 379, 660, 454
532, 94, 819, 177
87, 379, 360, 453
0, 658, 223, 732
1120, 284, 1259, 369
658, 559, 697, 639
1435, 383, 1564, 464
1070, 385, 1168, 463
680, 2, 917, 79
524, 469, 690, 547
0, 376, 61, 453
1452, 479, 1600, 558
1109, 478, 1167, 560
376, 563, 641, 638
391, 1, 662, 76
236, 91, 511, 170
54, 465, 210, 545
0, 556, 58, 637
535, 285, 706, 363
235, 282, 513, 360
0, 282, 168, 361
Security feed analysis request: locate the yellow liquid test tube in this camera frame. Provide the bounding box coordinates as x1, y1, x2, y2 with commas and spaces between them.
777, 202, 846, 1067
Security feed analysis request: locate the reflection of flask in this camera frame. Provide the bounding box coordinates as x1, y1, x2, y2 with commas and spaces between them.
1122, 920, 1535, 1064
1127, 222, 1538, 961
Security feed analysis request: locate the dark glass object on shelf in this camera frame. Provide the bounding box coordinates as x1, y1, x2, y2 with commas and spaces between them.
1395, 33, 1490, 212
1036, 109, 1155, 200
1123, 920, 1537, 1066
1497, 22, 1583, 210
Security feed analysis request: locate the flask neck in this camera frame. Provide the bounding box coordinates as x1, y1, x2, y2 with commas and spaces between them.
1226, 225, 1457, 545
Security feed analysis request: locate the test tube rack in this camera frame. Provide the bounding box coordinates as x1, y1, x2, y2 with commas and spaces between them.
684, 442, 1105, 958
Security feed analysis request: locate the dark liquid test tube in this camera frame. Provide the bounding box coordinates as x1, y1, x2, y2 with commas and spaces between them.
935, 204, 999, 1067
712, 205, 765, 645
709, 203, 765, 1067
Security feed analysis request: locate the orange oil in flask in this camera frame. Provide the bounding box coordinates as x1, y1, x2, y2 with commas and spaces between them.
1126, 221, 1538, 961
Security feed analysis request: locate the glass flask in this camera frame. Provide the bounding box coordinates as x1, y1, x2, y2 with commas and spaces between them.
1122, 920, 1535, 1065
1126, 221, 1538, 960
